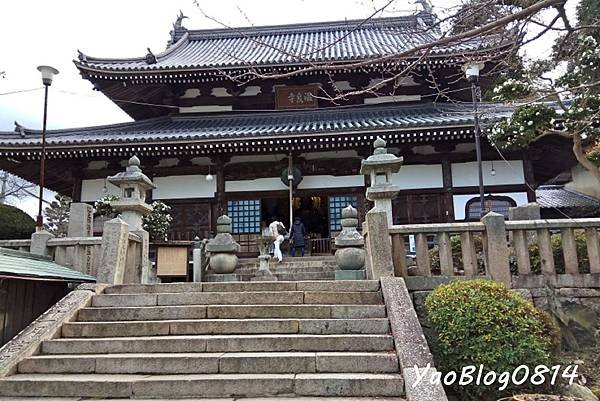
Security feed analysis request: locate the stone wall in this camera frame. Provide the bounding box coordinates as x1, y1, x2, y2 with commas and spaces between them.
405, 275, 600, 349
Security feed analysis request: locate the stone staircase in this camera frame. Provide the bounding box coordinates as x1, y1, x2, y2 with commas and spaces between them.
204, 256, 338, 281
0, 280, 406, 400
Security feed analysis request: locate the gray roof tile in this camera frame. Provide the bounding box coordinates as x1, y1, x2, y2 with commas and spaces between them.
75, 17, 507, 72
0, 103, 511, 148
536, 185, 600, 210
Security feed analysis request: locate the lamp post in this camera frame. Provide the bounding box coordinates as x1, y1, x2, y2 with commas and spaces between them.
464, 62, 486, 217
35, 65, 59, 230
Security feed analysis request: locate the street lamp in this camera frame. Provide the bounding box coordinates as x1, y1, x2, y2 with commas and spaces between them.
36, 65, 59, 230
463, 62, 486, 217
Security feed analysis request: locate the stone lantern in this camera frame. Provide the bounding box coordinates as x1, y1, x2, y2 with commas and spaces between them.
107, 155, 156, 230
360, 137, 403, 226
205, 215, 240, 276
334, 205, 365, 280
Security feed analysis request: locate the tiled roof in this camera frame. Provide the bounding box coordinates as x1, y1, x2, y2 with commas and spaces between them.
0, 103, 511, 149
75, 16, 507, 73
536, 185, 600, 210
0, 248, 96, 282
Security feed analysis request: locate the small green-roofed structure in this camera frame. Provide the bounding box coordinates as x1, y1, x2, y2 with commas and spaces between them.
0, 247, 95, 282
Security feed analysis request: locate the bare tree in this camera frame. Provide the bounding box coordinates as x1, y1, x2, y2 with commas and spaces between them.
0, 171, 36, 205
190, 0, 598, 184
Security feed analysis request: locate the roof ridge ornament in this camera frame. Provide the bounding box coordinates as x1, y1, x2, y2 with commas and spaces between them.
414, 0, 433, 14
168, 10, 188, 47
77, 50, 87, 62
145, 48, 157, 65
14, 122, 26, 138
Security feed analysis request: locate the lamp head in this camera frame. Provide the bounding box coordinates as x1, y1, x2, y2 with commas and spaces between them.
37, 65, 59, 86
205, 173, 214, 182
462, 62, 484, 83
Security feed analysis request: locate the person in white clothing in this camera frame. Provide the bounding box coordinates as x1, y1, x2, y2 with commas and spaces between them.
268, 217, 286, 263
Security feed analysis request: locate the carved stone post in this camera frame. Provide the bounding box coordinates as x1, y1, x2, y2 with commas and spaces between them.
360, 137, 403, 226
206, 215, 240, 281
67, 203, 94, 237
481, 212, 511, 287
365, 208, 395, 280
335, 205, 366, 280
97, 217, 129, 284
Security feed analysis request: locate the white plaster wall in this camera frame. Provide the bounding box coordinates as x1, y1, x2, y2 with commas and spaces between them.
452, 160, 524, 187
391, 165, 443, 190
80, 179, 120, 202
226, 177, 288, 192
153, 175, 216, 199
298, 175, 364, 189
226, 175, 365, 192
453, 192, 529, 220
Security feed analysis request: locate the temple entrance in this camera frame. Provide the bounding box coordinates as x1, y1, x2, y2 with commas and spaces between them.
262, 196, 328, 236
261, 196, 330, 255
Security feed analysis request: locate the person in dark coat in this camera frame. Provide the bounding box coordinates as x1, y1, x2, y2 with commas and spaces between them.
289, 217, 306, 257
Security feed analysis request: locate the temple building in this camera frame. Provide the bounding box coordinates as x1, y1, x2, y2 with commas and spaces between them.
0, 11, 575, 256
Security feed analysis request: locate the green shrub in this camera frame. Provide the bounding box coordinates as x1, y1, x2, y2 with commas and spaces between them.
426, 279, 559, 400
0, 204, 35, 240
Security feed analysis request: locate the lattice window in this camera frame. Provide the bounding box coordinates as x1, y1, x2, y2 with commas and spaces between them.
328, 195, 358, 231
465, 196, 516, 220
227, 200, 261, 234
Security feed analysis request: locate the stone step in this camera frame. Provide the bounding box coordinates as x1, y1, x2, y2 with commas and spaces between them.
205, 272, 336, 282
91, 291, 383, 307
42, 334, 394, 354
61, 318, 390, 337
2, 396, 406, 401
0, 373, 404, 398
233, 266, 337, 274
103, 280, 380, 294
78, 304, 386, 321
19, 352, 399, 374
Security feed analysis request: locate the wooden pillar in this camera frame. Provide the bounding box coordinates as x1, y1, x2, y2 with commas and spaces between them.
523, 153, 536, 203
441, 157, 454, 222
215, 157, 226, 216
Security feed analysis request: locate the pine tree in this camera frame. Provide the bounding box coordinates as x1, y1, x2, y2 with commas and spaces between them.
44, 194, 72, 237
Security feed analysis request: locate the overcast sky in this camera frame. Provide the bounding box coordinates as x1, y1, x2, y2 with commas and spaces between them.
0, 0, 436, 131
0, 0, 576, 216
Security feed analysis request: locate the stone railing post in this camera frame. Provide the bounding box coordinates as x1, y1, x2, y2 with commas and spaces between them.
192, 237, 203, 282
132, 229, 154, 284
365, 207, 394, 280
481, 212, 511, 287
30, 230, 54, 257
97, 217, 130, 284
67, 202, 94, 237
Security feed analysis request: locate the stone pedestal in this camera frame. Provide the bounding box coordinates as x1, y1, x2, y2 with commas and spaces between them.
360, 137, 403, 227
335, 270, 366, 280
253, 233, 277, 281
206, 215, 240, 275
30, 230, 54, 257
334, 205, 365, 280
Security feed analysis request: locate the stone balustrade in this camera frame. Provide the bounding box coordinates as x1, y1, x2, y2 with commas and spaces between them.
364, 208, 600, 288
0, 239, 31, 253
505, 218, 600, 276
